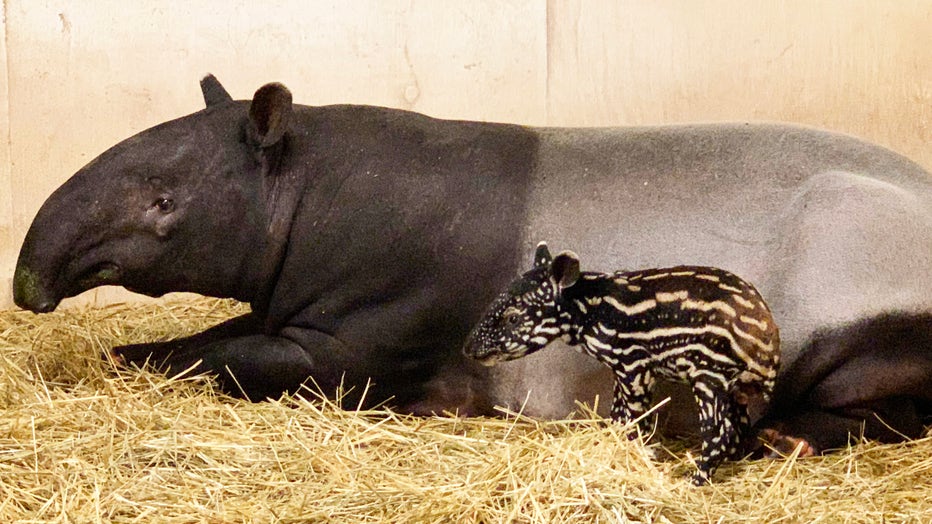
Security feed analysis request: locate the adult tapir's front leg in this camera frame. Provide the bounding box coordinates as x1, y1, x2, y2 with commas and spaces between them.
112, 312, 264, 368
160, 331, 353, 402
114, 318, 357, 402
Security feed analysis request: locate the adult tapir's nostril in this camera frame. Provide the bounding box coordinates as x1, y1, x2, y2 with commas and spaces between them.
12, 264, 59, 313
32, 300, 56, 313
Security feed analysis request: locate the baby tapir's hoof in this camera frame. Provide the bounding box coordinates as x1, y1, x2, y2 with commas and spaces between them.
692, 471, 711, 486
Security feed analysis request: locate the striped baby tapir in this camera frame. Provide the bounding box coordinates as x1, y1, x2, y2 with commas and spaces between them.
463, 242, 780, 484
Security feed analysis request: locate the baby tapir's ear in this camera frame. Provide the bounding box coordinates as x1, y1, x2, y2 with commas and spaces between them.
551, 251, 580, 295
534, 242, 553, 269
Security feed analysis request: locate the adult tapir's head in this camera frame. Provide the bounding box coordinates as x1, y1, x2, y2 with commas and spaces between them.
13, 75, 295, 312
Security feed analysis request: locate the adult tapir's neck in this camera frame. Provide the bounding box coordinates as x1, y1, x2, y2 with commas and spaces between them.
259, 104, 541, 343
247, 132, 311, 318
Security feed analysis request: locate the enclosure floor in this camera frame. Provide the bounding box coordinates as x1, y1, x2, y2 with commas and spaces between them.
0, 298, 929, 523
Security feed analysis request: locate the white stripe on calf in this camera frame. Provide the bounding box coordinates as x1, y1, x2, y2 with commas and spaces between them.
583, 335, 616, 353
532, 325, 562, 336
604, 296, 657, 315
656, 290, 689, 303
681, 298, 737, 317
739, 315, 768, 331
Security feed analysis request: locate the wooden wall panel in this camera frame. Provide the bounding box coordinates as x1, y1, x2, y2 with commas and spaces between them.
546, 0, 932, 169
1, 0, 930, 309
0, 3, 13, 305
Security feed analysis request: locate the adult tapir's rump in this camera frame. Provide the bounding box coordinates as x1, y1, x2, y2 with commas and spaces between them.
12, 75, 932, 454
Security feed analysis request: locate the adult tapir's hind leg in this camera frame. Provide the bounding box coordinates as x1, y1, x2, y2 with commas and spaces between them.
755, 312, 932, 455
758, 171, 932, 454
756, 398, 926, 457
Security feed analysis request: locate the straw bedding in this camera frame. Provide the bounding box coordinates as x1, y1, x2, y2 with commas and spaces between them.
0, 297, 929, 523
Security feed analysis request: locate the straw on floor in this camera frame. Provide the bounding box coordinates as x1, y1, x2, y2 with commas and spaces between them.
0, 297, 929, 523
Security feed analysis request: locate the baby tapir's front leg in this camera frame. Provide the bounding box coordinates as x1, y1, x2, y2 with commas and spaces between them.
610, 368, 656, 436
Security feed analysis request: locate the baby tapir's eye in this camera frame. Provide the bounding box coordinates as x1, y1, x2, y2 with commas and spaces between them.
154, 197, 174, 213
502, 307, 522, 326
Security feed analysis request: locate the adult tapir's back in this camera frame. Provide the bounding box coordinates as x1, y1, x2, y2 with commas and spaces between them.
14, 77, 932, 451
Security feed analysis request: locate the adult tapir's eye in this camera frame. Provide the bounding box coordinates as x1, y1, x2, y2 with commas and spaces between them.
154, 197, 174, 213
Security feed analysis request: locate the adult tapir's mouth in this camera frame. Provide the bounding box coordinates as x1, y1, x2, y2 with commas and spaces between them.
72, 262, 123, 294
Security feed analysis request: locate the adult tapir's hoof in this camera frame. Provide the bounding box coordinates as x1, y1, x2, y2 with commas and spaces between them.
110, 341, 179, 371
106, 347, 130, 369
755, 428, 818, 458
108, 314, 265, 372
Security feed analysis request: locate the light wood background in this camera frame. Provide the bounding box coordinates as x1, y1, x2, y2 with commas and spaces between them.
1, 0, 930, 308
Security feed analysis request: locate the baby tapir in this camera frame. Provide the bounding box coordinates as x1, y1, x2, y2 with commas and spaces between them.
463, 243, 781, 484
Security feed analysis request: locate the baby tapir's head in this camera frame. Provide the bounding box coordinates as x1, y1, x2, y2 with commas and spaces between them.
463, 242, 581, 366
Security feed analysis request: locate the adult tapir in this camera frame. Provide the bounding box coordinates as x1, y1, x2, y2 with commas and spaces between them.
13, 75, 932, 455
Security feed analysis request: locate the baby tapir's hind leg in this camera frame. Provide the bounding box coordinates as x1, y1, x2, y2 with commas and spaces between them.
692, 377, 741, 485
726, 400, 753, 460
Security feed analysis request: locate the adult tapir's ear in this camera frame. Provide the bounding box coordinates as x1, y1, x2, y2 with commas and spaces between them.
551, 250, 581, 295
200, 74, 233, 107
533, 242, 553, 269
248, 82, 293, 148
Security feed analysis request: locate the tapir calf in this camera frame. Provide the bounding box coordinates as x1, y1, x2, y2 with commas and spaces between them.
13, 75, 932, 454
